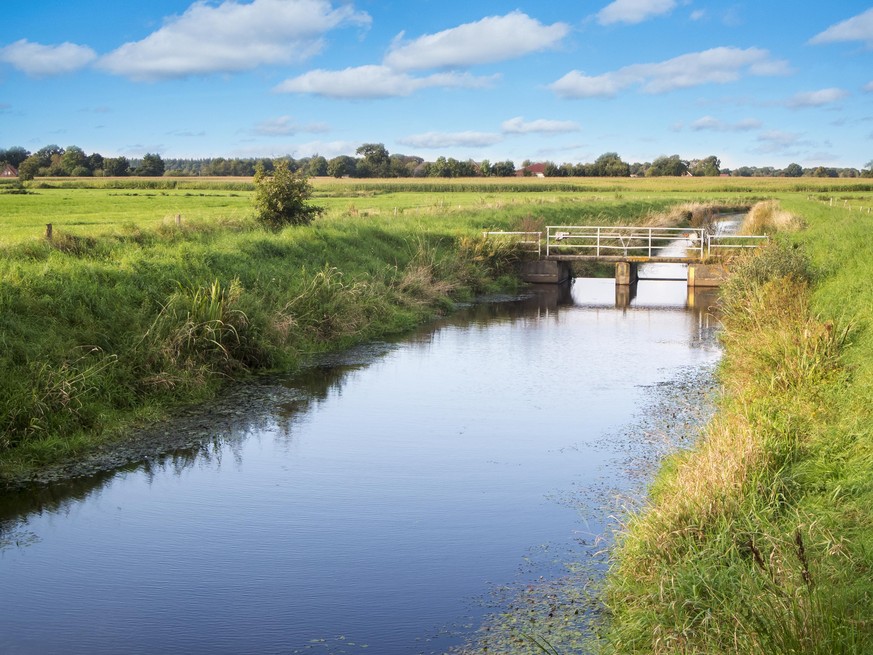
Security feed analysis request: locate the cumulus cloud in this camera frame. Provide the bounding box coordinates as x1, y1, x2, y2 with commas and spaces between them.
550, 47, 789, 98
596, 0, 677, 25
809, 8, 873, 47
501, 116, 581, 134
97, 0, 370, 80
253, 115, 330, 136
0, 39, 97, 76
384, 11, 568, 71
397, 131, 503, 149
786, 88, 849, 108
689, 116, 762, 131
275, 65, 496, 98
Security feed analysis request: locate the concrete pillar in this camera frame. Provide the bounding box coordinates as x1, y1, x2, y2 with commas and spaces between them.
615, 261, 638, 286
615, 282, 637, 308
687, 263, 729, 288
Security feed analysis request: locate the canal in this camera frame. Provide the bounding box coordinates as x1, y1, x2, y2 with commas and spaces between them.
0, 276, 722, 654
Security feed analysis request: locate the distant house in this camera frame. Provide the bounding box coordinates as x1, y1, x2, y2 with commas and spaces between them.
516, 162, 547, 178
0, 163, 18, 178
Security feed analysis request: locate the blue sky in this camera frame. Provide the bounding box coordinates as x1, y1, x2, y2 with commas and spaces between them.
2, 1, 871, 169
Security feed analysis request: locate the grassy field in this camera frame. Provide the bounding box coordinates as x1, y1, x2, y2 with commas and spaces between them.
5, 175, 871, 244
2, 176, 873, 653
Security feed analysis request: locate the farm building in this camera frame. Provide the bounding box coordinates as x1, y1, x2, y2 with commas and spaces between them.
516, 162, 547, 178
1, 163, 19, 178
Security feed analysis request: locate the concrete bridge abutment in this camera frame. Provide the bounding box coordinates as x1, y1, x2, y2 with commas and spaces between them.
521, 260, 573, 284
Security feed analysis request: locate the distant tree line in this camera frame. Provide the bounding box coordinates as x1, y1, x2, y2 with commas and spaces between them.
3, 144, 871, 180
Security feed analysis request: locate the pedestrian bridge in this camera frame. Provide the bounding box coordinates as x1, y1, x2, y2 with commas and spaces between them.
484, 225, 769, 287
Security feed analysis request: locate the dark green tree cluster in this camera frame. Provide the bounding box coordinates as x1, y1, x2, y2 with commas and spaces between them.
6, 144, 164, 180
4, 143, 870, 180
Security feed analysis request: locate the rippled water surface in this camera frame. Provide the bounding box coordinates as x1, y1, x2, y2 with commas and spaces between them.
1, 277, 721, 654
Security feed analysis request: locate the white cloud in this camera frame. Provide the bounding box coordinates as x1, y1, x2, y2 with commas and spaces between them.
384, 11, 569, 71
501, 116, 581, 134
754, 130, 807, 154
596, 0, 676, 26
0, 39, 96, 76
690, 10, 706, 21
690, 116, 762, 131
786, 88, 849, 108
292, 140, 358, 159
550, 47, 789, 98
98, 0, 370, 80
397, 131, 503, 149
227, 140, 357, 159
809, 8, 873, 47
253, 115, 330, 136
275, 65, 496, 98
865, 81, 873, 92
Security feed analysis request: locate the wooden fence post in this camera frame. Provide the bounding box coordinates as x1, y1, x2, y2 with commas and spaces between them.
45, 223, 53, 240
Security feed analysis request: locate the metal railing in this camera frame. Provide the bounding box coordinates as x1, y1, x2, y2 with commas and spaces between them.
483, 226, 769, 261
482, 231, 542, 258
545, 226, 706, 260
705, 233, 770, 253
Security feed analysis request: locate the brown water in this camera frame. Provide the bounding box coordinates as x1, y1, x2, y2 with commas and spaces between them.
0, 277, 721, 654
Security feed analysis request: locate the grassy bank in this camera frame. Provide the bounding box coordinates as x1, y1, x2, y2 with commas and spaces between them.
0, 218, 518, 483
0, 181, 714, 484
602, 199, 873, 653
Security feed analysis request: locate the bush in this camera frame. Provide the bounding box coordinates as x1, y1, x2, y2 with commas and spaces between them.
252, 161, 324, 231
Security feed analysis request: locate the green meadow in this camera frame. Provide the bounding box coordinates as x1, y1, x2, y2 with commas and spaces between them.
3, 176, 873, 652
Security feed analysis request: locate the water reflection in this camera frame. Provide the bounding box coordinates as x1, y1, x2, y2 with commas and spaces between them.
0, 277, 722, 655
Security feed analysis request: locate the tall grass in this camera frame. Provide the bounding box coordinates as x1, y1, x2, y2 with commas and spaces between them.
740, 199, 805, 234
601, 204, 873, 653
0, 211, 531, 480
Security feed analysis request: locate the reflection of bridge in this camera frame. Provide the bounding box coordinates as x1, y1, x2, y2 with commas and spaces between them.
485, 226, 768, 287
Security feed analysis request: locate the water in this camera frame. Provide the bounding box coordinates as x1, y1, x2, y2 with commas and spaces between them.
0, 277, 722, 655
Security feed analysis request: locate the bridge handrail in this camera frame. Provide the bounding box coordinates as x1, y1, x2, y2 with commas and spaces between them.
706, 234, 770, 251
481, 226, 769, 262
546, 225, 705, 259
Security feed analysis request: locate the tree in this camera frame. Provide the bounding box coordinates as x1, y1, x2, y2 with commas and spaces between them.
61, 146, 88, 176
647, 155, 688, 177
490, 160, 516, 177
137, 153, 165, 176
17, 155, 42, 181
356, 143, 390, 177
103, 157, 130, 177
689, 155, 721, 177
593, 152, 630, 177
306, 155, 328, 177
252, 160, 324, 230
35, 145, 63, 165
784, 163, 803, 177
0, 146, 29, 168
327, 155, 356, 178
